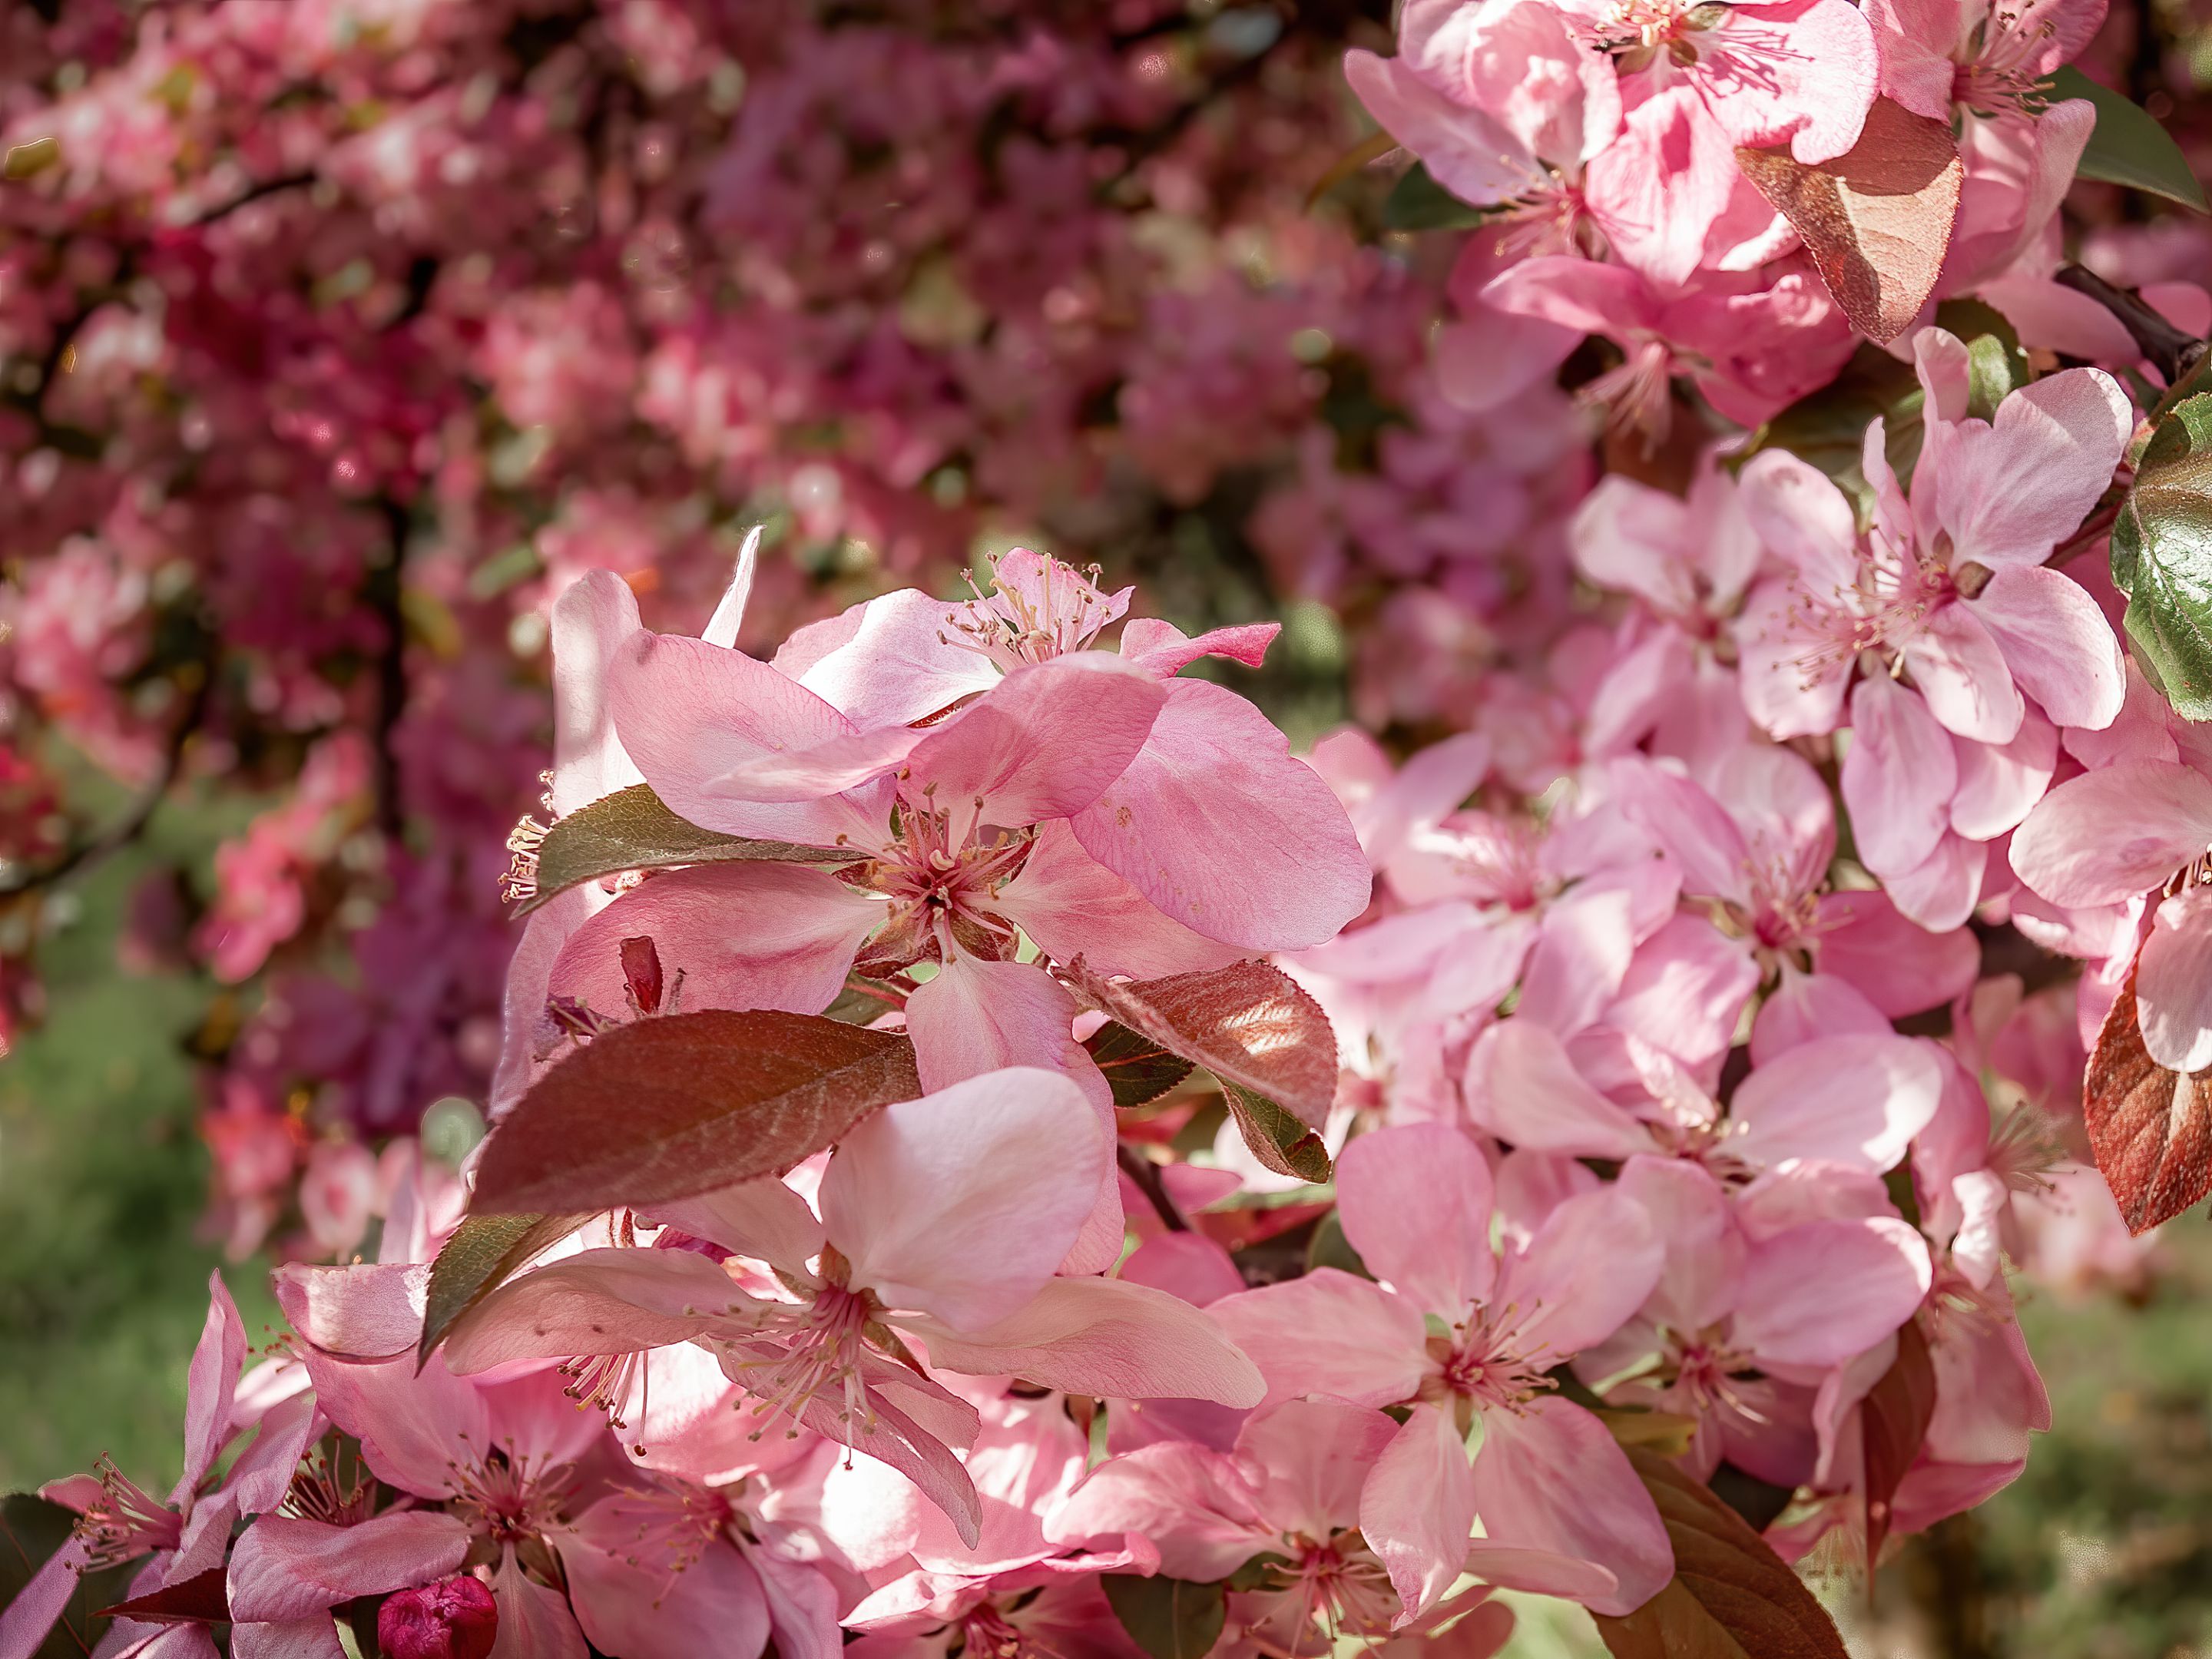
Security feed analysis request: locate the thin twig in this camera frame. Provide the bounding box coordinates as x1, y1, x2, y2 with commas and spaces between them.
1117, 1143, 1191, 1232
2055, 263, 2208, 387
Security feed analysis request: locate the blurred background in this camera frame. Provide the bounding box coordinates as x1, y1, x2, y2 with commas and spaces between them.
2, 3, 2209, 1654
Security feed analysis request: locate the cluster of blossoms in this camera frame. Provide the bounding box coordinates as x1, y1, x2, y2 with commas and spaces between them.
10, 0, 2212, 1651
0, 0, 1596, 1249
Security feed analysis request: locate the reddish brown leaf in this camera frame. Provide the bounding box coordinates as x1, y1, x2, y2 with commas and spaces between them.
1861, 1318, 1937, 1576
101, 1567, 230, 1624
1737, 97, 1963, 344
1064, 959, 1337, 1130
2085, 959, 2212, 1233
1594, 1448, 1849, 1659
470, 1010, 921, 1214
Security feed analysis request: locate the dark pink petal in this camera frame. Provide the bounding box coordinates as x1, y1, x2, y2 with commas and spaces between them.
175, 1273, 249, 1501
993, 821, 1246, 979
1733, 1218, 1932, 1366
1811, 889, 1980, 1016
1901, 602, 2023, 744
562, 1514, 767, 1659
1118, 618, 1280, 678
1070, 680, 1371, 951
273, 1263, 427, 1363
1343, 50, 1538, 207
1841, 674, 1957, 876
1932, 367, 2134, 569
1208, 1270, 1431, 1408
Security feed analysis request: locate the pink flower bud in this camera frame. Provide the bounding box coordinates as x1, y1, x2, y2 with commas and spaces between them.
376, 1575, 498, 1659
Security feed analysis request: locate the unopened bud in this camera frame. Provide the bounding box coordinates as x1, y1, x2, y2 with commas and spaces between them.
377, 1575, 498, 1659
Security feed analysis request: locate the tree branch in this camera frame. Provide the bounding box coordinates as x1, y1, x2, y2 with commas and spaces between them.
1117, 1143, 1191, 1232
2056, 263, 2207, 386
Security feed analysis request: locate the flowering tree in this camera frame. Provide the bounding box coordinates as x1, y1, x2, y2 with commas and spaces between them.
7, 0, 2212, 1655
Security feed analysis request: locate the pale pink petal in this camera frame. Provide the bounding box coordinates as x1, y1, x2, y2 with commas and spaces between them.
1207, 1270, 1432, 1408
175, 1272, 247, 1498
1239, 1398, 1401, 1541
1734, 578, 1853, 739
1979, 273, 2141, 363
1480, 254, 1657, 339
1580, 89, 1736, 286
1883, 830, 1988, 932
1459, 1541, 1620, 1606
1119, 618, 1280, 677
644, 1177, 826, 1269
992, 820, 1246, 979
490, 1548, 591, 1659
1608, 757, 1751, 906
735, 1538, 842, 1659
906, 1276, 1263, 1406
823, 1069, 1108, 1331
546, 863, 879, 1024
2009, 760, 2212, 907
1044, 1442, 1273, 1581
781, 589, 1000, 728
1749, 967, 1891, 1063
227, 1512, 473, 1622
231, 1620, 345, 1659
907, 654, 1167, 832
1344, 51, 1540, 207
1359, 1406, 1478, 1621
1120, 1233, 1246, 1307
2137, 888, 2212, 1072
548, 571, 645, 816
274, 1263, 425, 1363
1464, 1021, 1652, 1160
1493, 1184, 1664, 1360
1811, 889, 1981, 1016
442, 1249, 750, 1375
699, 526, 761, 651
1730, 1034, 1945, 1173
1432, 306, 1583, 416
1593, 912, 1760, 1080
1935, 368, 2135, 568
1950, 712, 2058, 841
1570, 481, 1696, 616
1614, 1156, 1743, 1335
1070, 681, 1372, 951
906, 954, 1111, 1114
0, 1535, 91, 1659
563, 1510, 768, 1659
1901, 603, 2024, 744
1702, 0, 1878, 161
492, 889, 595, 1118
1469, 1398, 1670, 1617
1733, 1219, 1932, 1366
1518, 878, 1643, 1035
1335, 1124, 1497, 1319
1738, 450, 1864, 594
1970, 564, 2127, 731
1841, 674, 1958, 876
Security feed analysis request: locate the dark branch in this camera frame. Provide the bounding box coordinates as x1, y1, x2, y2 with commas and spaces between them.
1116, 1143, 1191, 1232
368, 497, 412, 838
2056, 263, 2208, 386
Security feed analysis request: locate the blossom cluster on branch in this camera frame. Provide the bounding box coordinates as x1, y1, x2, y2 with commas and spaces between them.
8, 0, 2212, 1654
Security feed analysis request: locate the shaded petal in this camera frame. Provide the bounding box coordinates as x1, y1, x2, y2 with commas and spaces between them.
1493, 1184, 1663, 1361
273, 1263, 427, 1363
2137, 888, 2212, 1072
177, 1272, 248, 1499
2010, 760, 2212, 908
1971, 564, 2126, 731
1733, 1218, 1932, 1366
549, 571, 645, 816
1901, 604, 2023, 744
908, 1276, 1263, 1406
992, 821, 1246, 979
1207, 1270, 1432, 1408
1239, 1398, 1402, 1541
1464, 1021, 1652, 1160
563, 1512, 768, 1659
442, 1248, 751, 1374
1841, 674, 1957, 876
1810, 889, 1980, 1018
1731, 1034, 1945, 1173
1361, 1406, 1478, 1622
644, 1180, 826, 1270
1936, 368, 2135, 568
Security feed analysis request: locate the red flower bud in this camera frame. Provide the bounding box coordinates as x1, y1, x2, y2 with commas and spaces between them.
376, 1575, 498, 1659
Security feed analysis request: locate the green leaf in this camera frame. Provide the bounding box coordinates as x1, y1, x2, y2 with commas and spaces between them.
2046, 66, 2209, 212
1222, 1083, 1331, 1183
1084, 1021, 1197, 1107
469, 1009, 922, 1214
515, 783, 866, 916
1933, 298, 2030, 422
1382, 162, 1488, 231
1101, 1574, 1229, 1659
0, 1494, 144, 1659
2111, 392, 2212, 717
1303, 1210, 1371, 1278
1743, 344, 1924, 498
1594, 1448, 1849, 1659
418, 1210, 587, 1366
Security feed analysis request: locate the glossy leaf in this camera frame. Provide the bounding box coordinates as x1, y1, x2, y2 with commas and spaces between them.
1065, 959, 1337, 1128
470, 1010, 922, 1214
418, 1210, 588, 1366
1223, 1083, 1332, 1183
1746, 345, 1924, 496
1594, 1448, 1849, 1659
1101, 1573, 1229, 1659
516, 783, 865, 915
1085, 1020, 1197, 1107
2084, 959, 2212, 1232
1737, 97, 1963, 343
2048, 66, 2210, 212
2111, 394, 2212, 719
1860, 1319, 1937, 1572
1934, 298, 2031, 422
0, 1495, 142, 1659
1382, 161, 1488, 231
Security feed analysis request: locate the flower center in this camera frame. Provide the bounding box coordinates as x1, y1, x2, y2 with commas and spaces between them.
719, 1274, 882, 1441
1244, 1534, 1402, 1650
942, 551, 1121, 671
71, 1457, 184, 1568
448, 1444, 575, 1545
1423, 1313, 1558, 1426
853, 800, 1031, 970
